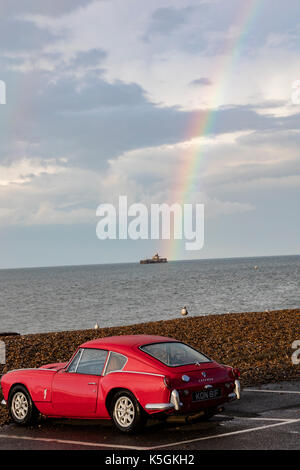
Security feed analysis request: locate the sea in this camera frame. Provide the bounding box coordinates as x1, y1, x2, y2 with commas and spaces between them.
0, 255, 299, 335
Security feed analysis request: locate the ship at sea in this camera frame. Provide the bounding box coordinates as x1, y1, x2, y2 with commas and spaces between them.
140, 253, 167, 264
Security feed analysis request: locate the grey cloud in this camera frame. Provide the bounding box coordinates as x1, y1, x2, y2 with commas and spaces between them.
143, 6, 195, 41
1, 67, 300, 171
206, 156, 300, 194
206, 105, 300, 135
237, 129, 300, 148
0, 0, 95, 17
69, 49, 107, 68
251, 99, 287, 109
189, 77, 212, 87
0, 18, 62, 52
36, 75, 149, 111
0, 56, 25, 67
155, 0, 300, 56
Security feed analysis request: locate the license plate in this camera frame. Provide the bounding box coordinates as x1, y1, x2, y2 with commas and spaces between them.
192, 388, 222, 402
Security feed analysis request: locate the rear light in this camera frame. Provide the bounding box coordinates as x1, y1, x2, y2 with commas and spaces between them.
164, 376, 171, 389
229, 367, 241, 379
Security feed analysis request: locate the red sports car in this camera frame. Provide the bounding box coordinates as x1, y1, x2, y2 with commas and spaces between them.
0, 335, 241, 433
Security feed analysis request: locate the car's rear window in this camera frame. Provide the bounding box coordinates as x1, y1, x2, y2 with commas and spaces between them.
105, 351, 127, 374
140, 342, 211, 367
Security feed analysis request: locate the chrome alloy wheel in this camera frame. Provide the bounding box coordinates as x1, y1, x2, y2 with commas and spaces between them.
11, 392, 29, 420
114, 396, 135, 428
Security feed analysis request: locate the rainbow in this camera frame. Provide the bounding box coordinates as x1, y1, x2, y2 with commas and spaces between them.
166, 0, 264, 261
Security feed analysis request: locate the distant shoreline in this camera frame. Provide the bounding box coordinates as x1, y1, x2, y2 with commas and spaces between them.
0, 253, 299, 271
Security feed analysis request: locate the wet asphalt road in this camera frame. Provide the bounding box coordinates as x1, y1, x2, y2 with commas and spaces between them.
0, 381, 299, 450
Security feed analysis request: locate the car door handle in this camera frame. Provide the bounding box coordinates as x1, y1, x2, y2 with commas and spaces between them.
88, 382, 97, 385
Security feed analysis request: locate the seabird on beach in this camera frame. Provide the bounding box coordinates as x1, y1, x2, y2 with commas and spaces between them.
181, 306, 188, 316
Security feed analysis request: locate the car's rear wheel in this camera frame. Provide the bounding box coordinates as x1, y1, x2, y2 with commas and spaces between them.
8, 385, 39, 425
111, 390, 147, 433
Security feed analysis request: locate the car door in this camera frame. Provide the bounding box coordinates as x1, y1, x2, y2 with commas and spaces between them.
51, 348, 108, 417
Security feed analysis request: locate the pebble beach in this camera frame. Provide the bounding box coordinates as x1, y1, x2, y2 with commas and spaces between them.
0, 308, 299, 426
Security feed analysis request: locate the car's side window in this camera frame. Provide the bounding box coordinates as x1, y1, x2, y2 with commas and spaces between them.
75, 348, 108, 376
105, 351, 127, 374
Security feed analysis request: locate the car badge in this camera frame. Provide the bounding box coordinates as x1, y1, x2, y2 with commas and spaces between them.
195, 362, 201, 367
201, 371, 207, 377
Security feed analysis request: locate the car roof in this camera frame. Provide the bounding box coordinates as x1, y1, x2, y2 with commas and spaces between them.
80, 334, 178, 354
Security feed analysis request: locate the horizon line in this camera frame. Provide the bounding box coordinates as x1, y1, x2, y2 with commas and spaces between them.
0, 252, 299, 271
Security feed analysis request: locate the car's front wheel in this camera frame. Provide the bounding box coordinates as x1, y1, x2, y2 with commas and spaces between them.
111, 390, 147, 433
8, 385, 39, 425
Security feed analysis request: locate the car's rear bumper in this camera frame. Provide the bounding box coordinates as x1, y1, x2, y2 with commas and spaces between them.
145, 403, 174, 410
145, 389, 182, 411
145, 381, 241, 412
234, 380, 241, 399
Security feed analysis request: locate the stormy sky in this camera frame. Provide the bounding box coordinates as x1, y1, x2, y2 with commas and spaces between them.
0, 0, 299, 268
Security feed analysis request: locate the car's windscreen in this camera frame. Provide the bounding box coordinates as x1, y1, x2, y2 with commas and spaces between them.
140, 342, 211, 367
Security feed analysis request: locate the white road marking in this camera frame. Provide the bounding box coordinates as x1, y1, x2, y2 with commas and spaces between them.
0, 418, 299, 450
244, 389, 300, 394
147, 418, 300, 450
0, 433, 148, 450
218, 415, 290, 422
